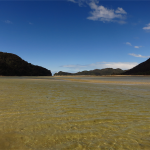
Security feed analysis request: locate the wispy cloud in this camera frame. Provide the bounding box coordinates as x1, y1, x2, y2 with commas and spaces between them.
134, 46, 142, 48
115, 7, 127, 14
68, 0, 127, 24
62, 64, 86, 68
29, 22, 33, 25
126, 42, 132, 46
126, 42, 143, 48
68, 0, 86, 7
61, 62, 138, 70
4, 20, 12, 24
68, 0, 76, 3
143, 23, 150, 30
68, 0, 99, 5
129, 53, 150, 58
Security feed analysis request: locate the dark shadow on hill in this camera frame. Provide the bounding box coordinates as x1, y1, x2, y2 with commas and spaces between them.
0, 52, 52, 76
122, 58, 150, 75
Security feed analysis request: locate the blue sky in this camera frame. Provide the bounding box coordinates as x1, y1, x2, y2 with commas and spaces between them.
0, 0, 150, 75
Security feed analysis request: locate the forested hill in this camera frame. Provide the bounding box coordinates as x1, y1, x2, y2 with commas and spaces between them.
0, 52, 52, 76
54, 68, 124, 76
122, 58, 150, 75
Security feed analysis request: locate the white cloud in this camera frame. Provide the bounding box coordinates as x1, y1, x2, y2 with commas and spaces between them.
143, 23, 150, 30
134, 46, 142, 48
61, 62, 138, 70
68, 0, 127, 24
115, 7, 127, 14
129, 53, 150, 58
4, 20, 12, 24
89, 62, 137, 70
126, 42, 132, 46
87, 2, 127, 23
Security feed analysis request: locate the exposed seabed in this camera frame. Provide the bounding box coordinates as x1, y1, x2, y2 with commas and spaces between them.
0, 76, 150, 150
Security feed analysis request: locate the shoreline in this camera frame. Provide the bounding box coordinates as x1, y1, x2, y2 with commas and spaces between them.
54, 75, 150, 77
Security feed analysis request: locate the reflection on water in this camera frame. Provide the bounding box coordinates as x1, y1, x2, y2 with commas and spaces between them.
0, 77, 150, 149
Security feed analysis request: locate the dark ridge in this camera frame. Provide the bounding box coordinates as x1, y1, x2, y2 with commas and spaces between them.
54, 68, 124, 76
0, 52, 52, 76
122, 58, 150, 75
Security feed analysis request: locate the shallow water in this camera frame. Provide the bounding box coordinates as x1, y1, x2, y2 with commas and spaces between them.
56, 75, 150, 83
0, 77, 150, 149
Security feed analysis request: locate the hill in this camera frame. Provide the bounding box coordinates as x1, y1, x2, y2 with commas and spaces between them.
54, 68, 124, 76
122, 58, 150, 75
0, 52, 52, 76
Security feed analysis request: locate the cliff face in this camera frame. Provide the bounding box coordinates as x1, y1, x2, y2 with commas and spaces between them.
54, 68, 124, 76
0, 52, 52, 76
123, 58, 150, 75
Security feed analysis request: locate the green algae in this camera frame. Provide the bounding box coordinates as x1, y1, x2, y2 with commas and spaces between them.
0, 77, 150, 149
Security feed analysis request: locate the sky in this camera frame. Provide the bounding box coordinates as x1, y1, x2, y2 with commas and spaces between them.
0, 0, 150, 75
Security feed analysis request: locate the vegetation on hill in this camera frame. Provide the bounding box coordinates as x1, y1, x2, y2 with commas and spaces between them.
0, 52, 52, 76
122, 58, 150, 75
54, 68, 124, 76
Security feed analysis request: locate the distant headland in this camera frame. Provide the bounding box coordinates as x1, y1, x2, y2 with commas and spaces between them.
54, 68, 125, 76
0, 52, 52, 76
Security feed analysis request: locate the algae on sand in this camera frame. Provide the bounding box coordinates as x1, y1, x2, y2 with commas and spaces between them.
0, 77, 150, 149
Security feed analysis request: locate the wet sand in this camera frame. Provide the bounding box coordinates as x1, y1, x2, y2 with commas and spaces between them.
59, 78, 150, 85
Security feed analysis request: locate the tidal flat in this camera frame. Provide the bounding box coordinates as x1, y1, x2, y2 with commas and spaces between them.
0, 76, 150, 150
